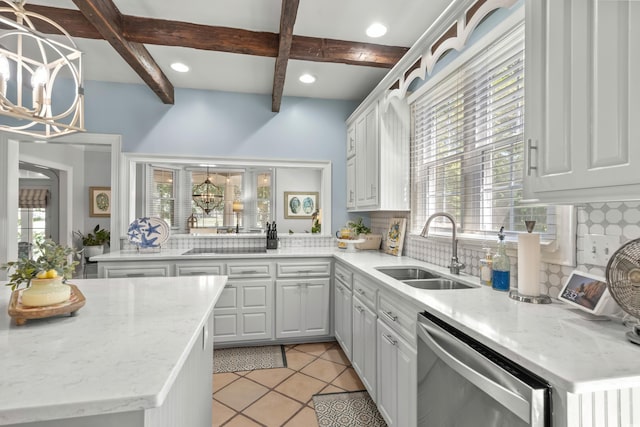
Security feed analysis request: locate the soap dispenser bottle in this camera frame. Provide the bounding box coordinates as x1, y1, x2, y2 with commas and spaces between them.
492, 227, 510, 292
480, 248, 493, 287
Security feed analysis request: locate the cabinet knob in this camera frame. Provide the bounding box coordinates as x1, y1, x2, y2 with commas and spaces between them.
356, 288, 366, 296
355, 305, 364, 313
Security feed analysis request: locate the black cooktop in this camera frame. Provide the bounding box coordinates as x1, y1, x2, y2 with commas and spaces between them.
182, 247, 267, 255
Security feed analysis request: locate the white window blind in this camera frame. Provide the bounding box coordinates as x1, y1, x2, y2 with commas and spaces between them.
148, 167, 175, 227
410, 23, 556, 241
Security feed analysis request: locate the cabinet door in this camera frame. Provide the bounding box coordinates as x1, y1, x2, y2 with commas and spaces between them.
363, 104, 379, 206
346, 157, 356, 210
524, 0, 640, 202
276, 278, 330, 338
353, 296, 376, 400
334, 282, 353, 361
377, 318, 416, 427
303, 280, 330, 335
214, 279, 273, 343
377, 319, 398, 426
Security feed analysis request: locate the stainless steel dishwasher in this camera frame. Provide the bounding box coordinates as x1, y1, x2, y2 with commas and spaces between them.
417, 311, 551, 427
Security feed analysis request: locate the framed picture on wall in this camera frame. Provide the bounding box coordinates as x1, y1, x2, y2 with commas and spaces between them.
284, 191, 318, 219
89, 187, 111, 217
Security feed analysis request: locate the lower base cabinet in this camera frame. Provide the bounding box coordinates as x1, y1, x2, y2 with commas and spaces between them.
377, 318, 417, 427
334, 281, 353, 360
275, 278, 330, 338
352, 295, 377, 400
213, 279, 273, 343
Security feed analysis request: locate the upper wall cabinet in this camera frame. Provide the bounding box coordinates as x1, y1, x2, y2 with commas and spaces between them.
524, 0, 640, 203
346, 96, 410, 212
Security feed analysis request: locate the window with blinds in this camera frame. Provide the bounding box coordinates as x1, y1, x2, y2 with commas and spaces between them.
149, 168, 175, 227
410, 23, 556, 241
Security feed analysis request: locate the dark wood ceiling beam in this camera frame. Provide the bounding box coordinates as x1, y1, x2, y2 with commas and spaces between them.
272, 0, 300, 113
290, 37, 408, 68
71, 0, 174, 104
24, 5, 407, 69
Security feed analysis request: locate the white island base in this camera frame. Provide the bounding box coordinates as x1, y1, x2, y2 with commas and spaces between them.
0, 276, 226, 427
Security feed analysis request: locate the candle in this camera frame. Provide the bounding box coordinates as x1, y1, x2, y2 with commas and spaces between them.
517, 232, 541, 296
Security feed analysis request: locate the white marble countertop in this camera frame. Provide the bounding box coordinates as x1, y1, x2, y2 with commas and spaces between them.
90, 247, 640, 394
0, 275, 226, 425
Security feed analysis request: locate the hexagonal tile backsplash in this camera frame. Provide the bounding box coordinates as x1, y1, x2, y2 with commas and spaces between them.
371, 202, 640, 297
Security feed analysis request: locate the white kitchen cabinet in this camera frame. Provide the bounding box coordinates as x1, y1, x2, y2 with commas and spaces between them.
346, 95, 410, 211
99, 261, 172, 278
524, 0, 640, 203
334, 279, 353, 361
352, 295, 377, 400
213, 278, 273, 343
377, 318, 417, 427
175, 262, 224, 276
275, 278, 330, 338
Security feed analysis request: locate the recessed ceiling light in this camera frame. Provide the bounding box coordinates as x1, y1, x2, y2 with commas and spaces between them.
366, 22, 387, 38
170, 62, 189, 73
299, 73, 316, 84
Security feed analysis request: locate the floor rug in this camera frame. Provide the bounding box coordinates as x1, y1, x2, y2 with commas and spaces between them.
313, 391, 387, 427
213, 345, 287, 373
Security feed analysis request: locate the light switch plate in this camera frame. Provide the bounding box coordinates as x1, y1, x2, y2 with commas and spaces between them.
584, 234, 621, 267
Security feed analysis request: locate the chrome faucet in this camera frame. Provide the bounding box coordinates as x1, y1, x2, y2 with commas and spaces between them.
421, 212, 465, 275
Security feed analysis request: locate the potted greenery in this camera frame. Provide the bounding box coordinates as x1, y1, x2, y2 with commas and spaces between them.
79, 224, 110, 259
347, 217, 382, 250
1, 238, 79, 306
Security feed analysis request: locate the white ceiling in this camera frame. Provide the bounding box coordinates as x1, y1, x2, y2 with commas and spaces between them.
29, 0, 454, 101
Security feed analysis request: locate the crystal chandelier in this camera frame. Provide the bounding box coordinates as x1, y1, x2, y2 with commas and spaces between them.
0, 0, 84, 138
192, 167, 223, 215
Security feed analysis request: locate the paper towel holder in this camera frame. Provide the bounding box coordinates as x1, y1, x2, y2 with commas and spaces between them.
509, 220, 552, 304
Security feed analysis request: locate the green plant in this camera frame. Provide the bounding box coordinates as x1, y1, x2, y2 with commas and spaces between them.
1, 238, 79, 291
347, 217, 371, 235
81, 224, 110, 246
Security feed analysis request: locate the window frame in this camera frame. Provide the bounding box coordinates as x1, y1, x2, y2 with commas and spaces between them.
406, 15, 576, 266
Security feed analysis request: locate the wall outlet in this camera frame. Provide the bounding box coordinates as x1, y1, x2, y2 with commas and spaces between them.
584, 234, 621, 267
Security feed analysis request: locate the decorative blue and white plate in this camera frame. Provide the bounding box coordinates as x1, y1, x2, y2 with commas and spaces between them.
127, 217, 170, 248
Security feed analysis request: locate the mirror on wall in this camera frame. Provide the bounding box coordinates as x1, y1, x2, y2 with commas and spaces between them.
121, 154, 332, 238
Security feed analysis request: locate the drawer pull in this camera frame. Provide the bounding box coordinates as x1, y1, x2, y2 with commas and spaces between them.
126, 273, 146, 277
337, 273, 346, 281
238, 270, 258, 274
296, 269, 313, 273
224, 284, 234, 288
187, 271, 207, 275
356, 288, 366, 296
336, 284, 343, 293
382, 310, 398, 322
382, 334, 397, 346
355, 305, 364, 313
527, 139, 538, 176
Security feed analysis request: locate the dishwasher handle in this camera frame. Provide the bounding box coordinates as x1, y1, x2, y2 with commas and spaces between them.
417, 319, 532, 425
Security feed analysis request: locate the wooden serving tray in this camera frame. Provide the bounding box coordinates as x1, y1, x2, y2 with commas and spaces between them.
8, 284, 86, 326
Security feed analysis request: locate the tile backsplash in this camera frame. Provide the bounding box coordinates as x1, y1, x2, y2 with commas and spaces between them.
371, 202, 640, 297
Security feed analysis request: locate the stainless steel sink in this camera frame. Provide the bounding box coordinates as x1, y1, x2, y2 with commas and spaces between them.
375, 266, 440, 280
402, 279, 476, 290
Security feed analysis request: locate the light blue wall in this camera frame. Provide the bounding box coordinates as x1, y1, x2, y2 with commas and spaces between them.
80, 81, 358, 231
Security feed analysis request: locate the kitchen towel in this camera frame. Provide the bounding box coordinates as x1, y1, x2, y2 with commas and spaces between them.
517, 232, 541, 296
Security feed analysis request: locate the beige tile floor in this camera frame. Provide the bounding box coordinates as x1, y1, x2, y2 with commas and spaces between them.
212, 341, 366, 427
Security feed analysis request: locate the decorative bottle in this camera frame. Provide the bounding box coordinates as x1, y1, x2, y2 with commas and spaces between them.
480, 248, 493, 287
492, 227, 510, 292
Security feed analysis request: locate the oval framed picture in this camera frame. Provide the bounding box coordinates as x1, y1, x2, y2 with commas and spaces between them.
89, 186, 111, 217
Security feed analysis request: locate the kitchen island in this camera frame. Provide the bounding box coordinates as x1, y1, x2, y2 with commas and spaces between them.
0, 275, 226, 427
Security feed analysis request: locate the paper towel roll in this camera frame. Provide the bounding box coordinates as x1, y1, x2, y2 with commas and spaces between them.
518, 233, 540, 296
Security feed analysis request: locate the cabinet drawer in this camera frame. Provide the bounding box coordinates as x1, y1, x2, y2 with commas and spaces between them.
352, 274, 377, 310
227, 263, 272, 279
102, 266, 170, 278
378, 291, 416, 345
175, 263, 225, 276
276, 261, 331, 278
334, 262, 353, 289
